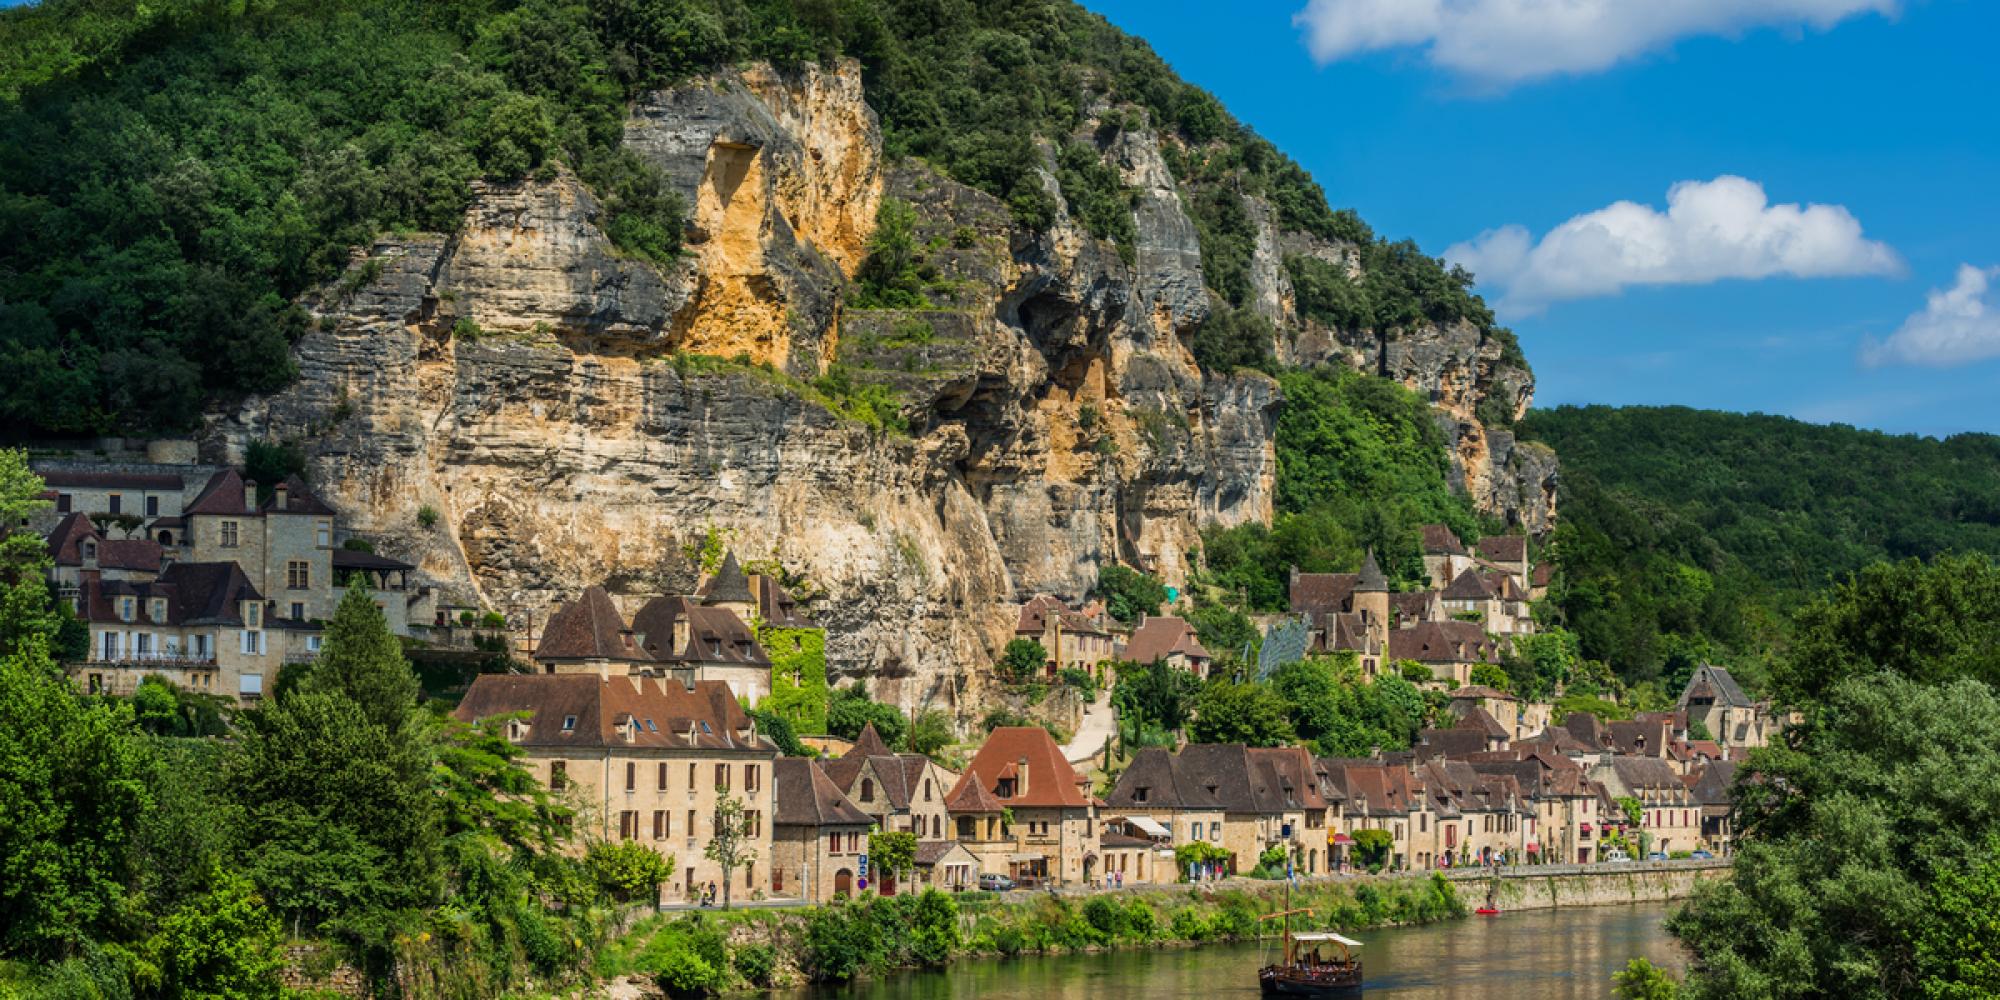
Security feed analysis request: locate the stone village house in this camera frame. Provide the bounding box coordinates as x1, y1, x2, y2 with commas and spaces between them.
943, 727, 1100, 887
771, 757, 873, 903
454, 673, 777, 905
821, 722, 960, 842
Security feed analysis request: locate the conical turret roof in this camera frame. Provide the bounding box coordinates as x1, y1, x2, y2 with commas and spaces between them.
1357, 549, 1389, 592
699, 551, 754, 605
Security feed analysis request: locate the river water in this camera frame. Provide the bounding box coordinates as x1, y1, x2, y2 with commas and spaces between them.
790, 901, 1685, 1000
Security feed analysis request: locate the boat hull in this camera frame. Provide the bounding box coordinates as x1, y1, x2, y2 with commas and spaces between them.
1259, 965, 1363, 997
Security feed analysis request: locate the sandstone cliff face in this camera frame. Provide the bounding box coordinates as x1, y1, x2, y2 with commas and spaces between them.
212, 60, 1549, 716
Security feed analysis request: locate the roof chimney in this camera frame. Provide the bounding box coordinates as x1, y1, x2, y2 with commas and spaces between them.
242, 478, 258, 511
1017, 755, 1030, 797
274, 481, 288, 510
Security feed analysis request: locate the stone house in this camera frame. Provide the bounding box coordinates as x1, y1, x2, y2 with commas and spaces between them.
1325, 760, 1431, 871
1104, 744, 1339, 877
820, 723, 960, 841
1686, 760, 1738, 854
1466, 749, 1599, 865
1591, 756, 1702, 856
771, 756, 873, 902
1420, 524, 1476, 591
532, 578, 774, 704
1448, 685, 1548, 742
70, 561, 269, 701
1287, 552, 1392, 677
1441, 569, 1535, 635
1474, 535, 1531, 590
183, 470, 341, 626
1387, 621, 1500, 688
32, 465, 220, 545
1121, 615, 1213, 677
1015, 595, 1122, 676
1678, 664, 1774, 749
453, 673, 778, 906
913, 841, 980, 892
944, 727, 1100, 887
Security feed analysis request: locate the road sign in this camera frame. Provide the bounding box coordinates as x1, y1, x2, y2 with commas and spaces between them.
859, 853, 869, 876
858, 877, 868, 890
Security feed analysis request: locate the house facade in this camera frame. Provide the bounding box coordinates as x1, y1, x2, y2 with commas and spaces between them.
945, 727, 1100, 887
771, 757, 873, 902
453, 674, 778, 906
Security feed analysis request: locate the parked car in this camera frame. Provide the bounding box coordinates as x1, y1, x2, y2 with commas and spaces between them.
1689, 850, 1715, 860
1647, 852, 1669, 861
978, 873, 1016, 891
1602, 849, 1633, 863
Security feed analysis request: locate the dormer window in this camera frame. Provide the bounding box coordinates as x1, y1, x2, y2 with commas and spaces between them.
118, 596, 134, 622
148, 598, 166, 623
82, 540, 97, 561
645, 718, 657, 732
1134, 786, 1149, 803
997, 778, 1016, 798
244, 602, 261, 627
561, 715, 577, 732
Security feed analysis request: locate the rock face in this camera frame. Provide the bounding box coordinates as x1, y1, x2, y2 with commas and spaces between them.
210, 60, 1552, 716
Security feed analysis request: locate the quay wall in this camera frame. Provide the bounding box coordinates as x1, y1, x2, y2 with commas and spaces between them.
1442, 859, 1729, 911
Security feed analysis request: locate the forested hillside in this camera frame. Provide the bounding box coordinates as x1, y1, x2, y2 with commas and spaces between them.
1524, 404, 2000, 690
0, 0, 1511, 436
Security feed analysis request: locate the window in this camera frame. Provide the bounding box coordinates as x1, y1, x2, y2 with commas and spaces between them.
239, 629, 264, 655
620, 810, 638, 841
1134, 786, 1148, 803
561, 715, 577, 732
626, 762, 636, 792
746, 810, 761, 837
316, 521, 331, 548
687, 810, 697, 840
245, 603, 261, 627
658, 762, 669, 790
828, 832, 841, 854
714, 763, 729, 791
287, 560, 310, 590
100, 632, 119, 660
932, 815, 942, 838
220, 521, 239, 548
289, 602, 305, 621
1209, 822, 1221, 841
654, 810, 668, 840
56, 493, 70, 513
550, 761, 568, 790
193, 634, 211, 659
924, 778, 932, 801
118, 597, 135, 622
145, 496, 159, 517
136, 633, 151, 656
108, 494, 121, 514
745, 765, 760, 792
149, 598, 166, 622
860, 778, 874, 802
306, 635, 322, 653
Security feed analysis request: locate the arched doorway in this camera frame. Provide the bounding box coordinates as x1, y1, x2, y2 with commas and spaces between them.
834, 868, 853, 897
1083, 853, 1096, 887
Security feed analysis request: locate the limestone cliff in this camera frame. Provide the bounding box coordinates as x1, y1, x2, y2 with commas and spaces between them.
210, 60, 1550, 716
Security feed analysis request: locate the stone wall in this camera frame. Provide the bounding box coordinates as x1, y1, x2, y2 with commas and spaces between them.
1445, 859, 1729, 912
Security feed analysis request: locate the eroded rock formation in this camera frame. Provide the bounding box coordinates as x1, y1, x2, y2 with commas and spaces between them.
210, 60, 1552, 716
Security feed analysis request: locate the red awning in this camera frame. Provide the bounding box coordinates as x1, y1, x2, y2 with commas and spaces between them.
1525, 843, 1539, 853
1332, 833, 1355, 845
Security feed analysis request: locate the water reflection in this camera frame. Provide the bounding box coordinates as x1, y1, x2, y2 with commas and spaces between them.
791, 902, 1685, 1000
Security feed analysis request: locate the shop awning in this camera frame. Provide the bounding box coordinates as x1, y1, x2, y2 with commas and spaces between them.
1123, 815, 1172, 838
1331, 833, 1355, 845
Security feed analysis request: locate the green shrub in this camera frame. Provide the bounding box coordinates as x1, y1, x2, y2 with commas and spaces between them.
1082, 895, 1127, 938
1170, 907, 1212, 941
909, 889, 961, 966
730, 942, 776, 987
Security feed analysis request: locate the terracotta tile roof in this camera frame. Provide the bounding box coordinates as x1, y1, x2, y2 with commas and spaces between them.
1441, 569, 1500, 601
629, 595, 768, 665
754, 575, 815, 628
1450, 685, 1516, 701
1388, 621, 1498, 664
697, 552, 754, 605
535, 586, 648, 662
1688, 761, 1738, 806
1420, 524, 1466, 555
184, 470, 254, 516
1123, 616, 1211, 666
1107, 745, 1324, 813
1015, 594, 1065, 633
915, 840, 977, 865
1390, 591, 1440, 624
80, 561, 261, 626
1532, 563, 1553, 587
1289, 572, 1358, 614
773, 757, 871, 827
944, 772, 1006, 813
1414, 728, 1490, 761
453, 673, 767, 751
263, 475, 337, 515
948, 727, 1090, 809
1476, 536, 1528, 563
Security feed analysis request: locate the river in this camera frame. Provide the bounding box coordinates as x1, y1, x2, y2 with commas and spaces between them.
789, 901, 1685, 1000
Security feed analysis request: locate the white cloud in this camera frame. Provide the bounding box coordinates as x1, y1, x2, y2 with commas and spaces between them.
1444, 176, 1900, 315
1292, 0, 1897, 84
1861, 265, 2000, 368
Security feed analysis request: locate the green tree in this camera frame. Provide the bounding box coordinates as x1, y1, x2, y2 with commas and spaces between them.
1187, 604, 1258, 666
1096, 565, 1170, 624
1668, 674, 2000, 999
585, 840, 675, 904
704, 796, 755, 910
866, 831, 917, 893
1468, 663, 1511, 692
851, 198, 925, 309
1612, 957, 1682, 1000
1917, 839, 2000, 1000
297, 579, 422, 736
141, 868, 287, 1000
1111, 659, 1202, 734
826, 683, 908, 747
1776, 554, 2000, 708
1351, 829, 1393, 871
905, 709, 955, 759
908, 888, 960, 966
1187, 680, 1294, 747
1000, 638, 1048, 683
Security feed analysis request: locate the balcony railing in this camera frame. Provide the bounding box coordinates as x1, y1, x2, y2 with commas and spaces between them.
87, 653, 218, 668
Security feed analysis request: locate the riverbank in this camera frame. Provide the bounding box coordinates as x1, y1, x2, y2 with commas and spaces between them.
586, 863, 1725, 997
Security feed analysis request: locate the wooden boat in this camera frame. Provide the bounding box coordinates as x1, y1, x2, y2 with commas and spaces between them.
1257, 882, 1363, 996
1258, 931, 1364, 996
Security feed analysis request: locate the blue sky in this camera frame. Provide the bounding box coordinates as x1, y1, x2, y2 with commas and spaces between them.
1084, 0, 2000, 436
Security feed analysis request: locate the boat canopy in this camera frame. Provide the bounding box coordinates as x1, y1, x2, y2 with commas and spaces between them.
1291, 932, 1363, 947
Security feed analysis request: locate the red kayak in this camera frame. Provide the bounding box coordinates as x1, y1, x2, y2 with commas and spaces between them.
1475, 908, 1501, 916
